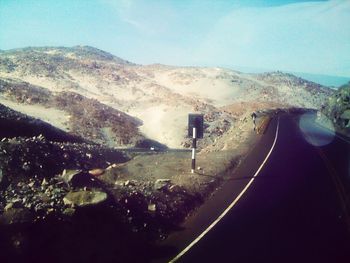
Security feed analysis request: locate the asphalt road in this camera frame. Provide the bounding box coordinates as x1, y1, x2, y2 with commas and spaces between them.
160, 113, 350, 263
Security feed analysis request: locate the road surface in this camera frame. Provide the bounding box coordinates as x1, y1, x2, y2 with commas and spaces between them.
157, 113, 350, 263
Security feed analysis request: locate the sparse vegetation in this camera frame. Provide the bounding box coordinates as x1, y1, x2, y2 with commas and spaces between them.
321, 81, 350, 135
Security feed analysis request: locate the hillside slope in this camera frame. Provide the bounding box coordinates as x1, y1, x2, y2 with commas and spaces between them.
321, 81, 350, 135
0, 46, 333, 148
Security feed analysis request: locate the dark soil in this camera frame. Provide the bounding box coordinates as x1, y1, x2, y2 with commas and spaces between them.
0, 104, 203, 263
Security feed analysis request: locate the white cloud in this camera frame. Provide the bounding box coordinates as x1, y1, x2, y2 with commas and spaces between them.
101, 0, 176, 36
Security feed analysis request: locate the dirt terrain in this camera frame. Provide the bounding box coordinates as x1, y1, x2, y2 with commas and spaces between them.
0, 102, 262, 263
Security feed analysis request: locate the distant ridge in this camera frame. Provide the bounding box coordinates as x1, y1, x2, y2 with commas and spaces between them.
1, 45, 134, 65
224, 65, 349, 87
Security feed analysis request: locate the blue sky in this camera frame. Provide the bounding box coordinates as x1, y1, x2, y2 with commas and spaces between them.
0, 0, 349, 78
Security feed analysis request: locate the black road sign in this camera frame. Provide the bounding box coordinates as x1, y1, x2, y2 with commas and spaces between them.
188, 114, 204, 138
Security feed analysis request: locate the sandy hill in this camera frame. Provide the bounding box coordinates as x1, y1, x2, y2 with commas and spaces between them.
0, 46, 333, 148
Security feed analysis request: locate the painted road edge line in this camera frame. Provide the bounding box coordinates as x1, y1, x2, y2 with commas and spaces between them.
169, 117, 280, 263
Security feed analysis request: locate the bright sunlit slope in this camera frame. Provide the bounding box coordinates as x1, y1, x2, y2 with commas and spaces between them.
0, 46, 333, 148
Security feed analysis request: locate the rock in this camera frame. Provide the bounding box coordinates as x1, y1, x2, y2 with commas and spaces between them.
88, 168, 105, 176
340, 109, 350, 119
41, 178, 48, 186
63, 197, 73, 206
148, 203, 156, 212
0, 169, 3, 184
154, 179, 171, 190
22, 162, 30, 171
106, 163, 125, 170
106, 163, 119, 170
60, 169, 82, 184
63, 207, 75, 216
168, 184, 183, 193
124, 180, 130, 186
4, 202, 14, 211
0, 208, 34, 225
10, 198, 22, 207
63, 190, 107, 207
114, 180, 124, 186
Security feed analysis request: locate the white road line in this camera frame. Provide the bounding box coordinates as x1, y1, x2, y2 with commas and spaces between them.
169, 117, 280, 263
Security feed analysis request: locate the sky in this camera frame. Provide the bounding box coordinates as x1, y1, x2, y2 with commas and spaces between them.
0, 0, 350, 79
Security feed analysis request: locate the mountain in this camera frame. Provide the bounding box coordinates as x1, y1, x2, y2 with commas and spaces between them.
0, 46, 333, 148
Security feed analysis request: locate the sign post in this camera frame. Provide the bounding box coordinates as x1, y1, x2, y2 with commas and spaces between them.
188, 114, 204, 173
191, 127, 197, 173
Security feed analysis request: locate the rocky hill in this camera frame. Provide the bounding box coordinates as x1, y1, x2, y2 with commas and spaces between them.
0, 78, 145, 147
0, 46, 333, 148
321, 81, 350, 135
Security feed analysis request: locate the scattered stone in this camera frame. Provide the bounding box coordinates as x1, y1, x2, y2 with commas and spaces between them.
148, 203, 156, 212
60, 169, 82, 184
154, 179, 171, 190
22, 162, 30, 171
114, 180, 124, 186
63, 197, 73, 206
63, 190, 107, 207
89, 168, 105, 176
63, 207, 75, 216
168, 184, 182, 193
0, 208, 33, 225
41, 178, 48, 186
4, 202, 14, 211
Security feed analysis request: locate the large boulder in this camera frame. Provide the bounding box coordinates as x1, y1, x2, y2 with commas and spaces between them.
63, 190, 107, 207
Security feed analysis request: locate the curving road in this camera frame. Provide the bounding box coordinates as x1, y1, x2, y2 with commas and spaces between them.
157, 113, 350, 263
